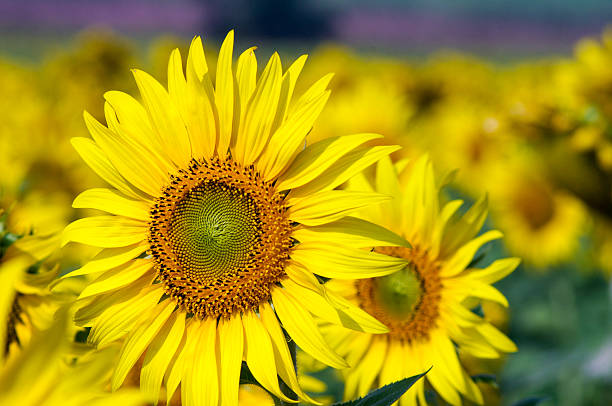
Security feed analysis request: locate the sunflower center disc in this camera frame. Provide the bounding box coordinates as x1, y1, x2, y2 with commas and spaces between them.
512, 180, 556, 230
168, 182, 259, 282
374, 265, 422, 321
148, 157, 292, 319
357, 245, 442, 343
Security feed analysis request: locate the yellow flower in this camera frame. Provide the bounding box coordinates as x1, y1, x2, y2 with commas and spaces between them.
407, 101, 512, 196
309, 77, 414, 158
0, 209, 74, 357
62, 31, 407, 405
486, 163, 588, 268
321, 155, 519, 406
0, 244, 143, 406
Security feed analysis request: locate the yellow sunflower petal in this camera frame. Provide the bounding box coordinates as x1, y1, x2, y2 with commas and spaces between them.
215, 30, 235, 157
235, 52, 283, 166
132, 69, 192, 168
377, 340, 404, 388
290, 145, 402, 198
218, 314, 243, 406
112, 300, 175, 391
164, 325, 189, 405
270, 54, 308, 133
73, 188, 151, 220
430, 200, 464, 258
277, 133, 382, 191
467, 257, 521, 284
71, 137, 143, 200
291, 242, 407, 279
292, 216, 408, 248
180, 320, 202, 406
376, 155, 402, 222
78, 259, 154, 300
290, 190, 390, 226
283, 279, 388, 334
62, 216, 147, 248
243, 310, 294, 402
427, 363, 461, 406
186, 318, 219, 406
104, 99, 175, 177
88, 286, 163, 347
440, 230, 503, 277
186, 36, 217, 159
288, 73, 334, 115
168, 49, 188, 121
355, 338, 388, 397
186, 36, 208, 80
430, 333, 469, 397
259, 303, 320, 405
84, 111, 168, 197
446, 279, 509, 306
476, 322, 517, 353
259, 89, 330, 181
62, 243, 146, 279
441, 194, 489, 259
74, 276, 153, 326
236, 46, 258, 125
140, 311, 186, 405
271, 287, 348, 369
104, 90, 161, 151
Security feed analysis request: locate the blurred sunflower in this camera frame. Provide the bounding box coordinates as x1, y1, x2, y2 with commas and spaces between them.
409, 101, 511, 195
486, 163, 588, 268
310, 77, 414, 158
321, 156, 519, 405
0, 208, 79, 358
62, 31, 408, 405
0, 285, 143, 405
0, 231, 143, 405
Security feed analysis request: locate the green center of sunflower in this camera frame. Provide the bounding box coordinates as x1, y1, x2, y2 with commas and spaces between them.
357, 245, 442, 343
374, 265, 422, 321
148, 157, 293, 319
168, 182, 260, 281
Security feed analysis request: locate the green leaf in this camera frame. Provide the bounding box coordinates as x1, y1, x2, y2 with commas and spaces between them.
333, 367, 430, 406
510, 395, 551, 406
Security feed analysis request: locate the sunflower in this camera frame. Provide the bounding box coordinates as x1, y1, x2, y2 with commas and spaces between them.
0, 238, 144, 405
0, 208, 75, 358
320, 155, 519, 406
485, 161, 587, 268
62, 31, 408, 405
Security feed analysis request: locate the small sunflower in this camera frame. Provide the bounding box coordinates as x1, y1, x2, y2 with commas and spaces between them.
0, 303, 143, 405
486, 163, 587, 268
62, 31, 407, 405
0, 209, 73, 357
321, 155, 519, 406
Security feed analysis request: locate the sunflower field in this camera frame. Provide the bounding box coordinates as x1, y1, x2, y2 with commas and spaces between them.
1, 3, 612, 406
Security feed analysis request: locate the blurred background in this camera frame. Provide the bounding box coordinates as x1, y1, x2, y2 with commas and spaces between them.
1, 1, 612, 405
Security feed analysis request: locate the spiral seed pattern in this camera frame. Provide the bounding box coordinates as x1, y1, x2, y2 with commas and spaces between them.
148, 157, 292, 319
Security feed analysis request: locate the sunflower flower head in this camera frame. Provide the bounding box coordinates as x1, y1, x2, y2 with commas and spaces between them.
0, 208, 77, 358
322, 155, 520, 406
63, 31, 408, 405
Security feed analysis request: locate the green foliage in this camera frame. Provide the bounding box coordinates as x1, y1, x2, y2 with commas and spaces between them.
510, 395, 551, 406
333, 369, 429, 406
